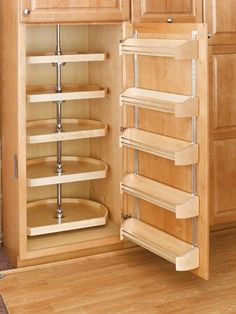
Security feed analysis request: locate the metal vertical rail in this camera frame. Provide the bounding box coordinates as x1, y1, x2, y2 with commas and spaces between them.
134, 30, 140, 220
55, 25, 64, 221
191, 30, 197, 247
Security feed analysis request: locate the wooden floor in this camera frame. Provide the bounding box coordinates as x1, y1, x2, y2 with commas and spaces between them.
0, 230, 236, 313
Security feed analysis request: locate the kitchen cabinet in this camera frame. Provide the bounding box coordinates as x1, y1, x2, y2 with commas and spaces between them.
1, 1, 209, 280
204, 0, 236, 45
132, 0, 203, 23
20, 0, 130, 23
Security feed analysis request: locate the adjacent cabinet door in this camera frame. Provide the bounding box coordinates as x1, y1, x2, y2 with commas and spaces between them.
21, 0, 130, 23
204, 0, 236, 45
132, 0, 203, 23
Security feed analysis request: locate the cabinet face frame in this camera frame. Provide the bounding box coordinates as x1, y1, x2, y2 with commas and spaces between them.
132, 0, 203, 23
204, 0, 236, 45
20, 0, 130, 23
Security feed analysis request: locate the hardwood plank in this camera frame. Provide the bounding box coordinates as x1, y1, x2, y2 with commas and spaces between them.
0, 230, 235, 313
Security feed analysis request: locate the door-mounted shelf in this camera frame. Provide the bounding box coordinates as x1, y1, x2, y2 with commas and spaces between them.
27, 119, 108, 144
120, 38, 198, 60
27, 53, 107, 65
121, 218, 199, 271
27, 156, 108, 187
27, 198, 108, 236
120, 87, 198, 118
120, 128, 198, 165
121, 174, 199, 219
27, 85, 107, 103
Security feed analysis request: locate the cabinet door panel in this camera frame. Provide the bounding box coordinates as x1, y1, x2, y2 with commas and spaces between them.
209, 46, 236, 225
212, 139, 236, 224
132, 0, 203, 23
21, 0, 130, 23
121, 23, 209, 279
205, 0, 236, 45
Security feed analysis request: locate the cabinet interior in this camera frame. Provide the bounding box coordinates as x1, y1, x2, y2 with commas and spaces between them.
25, 24, 123, 256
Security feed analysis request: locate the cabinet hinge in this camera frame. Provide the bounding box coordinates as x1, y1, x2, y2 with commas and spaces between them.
14, 155, 18, 179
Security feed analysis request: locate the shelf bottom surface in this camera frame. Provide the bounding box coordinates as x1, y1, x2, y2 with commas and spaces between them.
27, 198, 108, 236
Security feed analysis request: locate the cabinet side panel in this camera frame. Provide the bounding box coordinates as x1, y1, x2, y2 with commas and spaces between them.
1, 2, 27, 264
89, 25, 123, 227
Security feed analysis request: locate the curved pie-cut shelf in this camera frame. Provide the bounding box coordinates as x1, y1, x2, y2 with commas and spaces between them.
27, 198, 108, 236
121, 174, 199, 219
120, 38, 198, 60
121, 128, 198, 165
27, 119, 108, 144
27, 53, 107, 64
27, 84, 106, 103
121, 218, 199, 271
27, 156, 108, 187
120, 87, 198, 118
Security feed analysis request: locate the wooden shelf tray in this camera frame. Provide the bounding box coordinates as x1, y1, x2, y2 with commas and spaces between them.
120, 38, 198, 60
121, 218, 199, 271
121, 174, 199, 219
27, 84, 106, 103
27, 53, 107, 65
27, 156, 108, 187
121, 128, 198, 165
27, 119, 108, 144
27, 198, 108, 236
120, 87, 198, 118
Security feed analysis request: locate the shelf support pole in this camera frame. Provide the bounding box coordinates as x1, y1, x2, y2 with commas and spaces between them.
55, 25, 64, 221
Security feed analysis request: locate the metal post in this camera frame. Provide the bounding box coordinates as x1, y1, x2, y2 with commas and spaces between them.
55, 25, 64, 221
191, 30, 197, 247
134, 30, 140, 220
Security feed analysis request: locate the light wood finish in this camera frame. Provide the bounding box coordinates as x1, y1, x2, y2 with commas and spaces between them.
1, 231, 236, 313
27, 84, 106, 103
27, 220, 120, 259
120, 38, 199, 59
121, 174, 199, 218
27, 119, 108, 144
132, 0, 203, 23
121, 128, 198, 165
204, 0, 236, 45
0, 231, 233, 311
27, 156, 108, 187
1, 1, 28, 264
121, 218, 199, 271
27, 53, 107, 65
20, 0, 130, 23
89, 25, 124, 227
27, 198, 108, 236
209, 45, 236, 225
121, 87, 199, 117
122, 23, 209, 279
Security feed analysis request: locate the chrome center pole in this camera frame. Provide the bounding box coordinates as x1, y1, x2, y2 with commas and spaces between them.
55, 25, 64, 221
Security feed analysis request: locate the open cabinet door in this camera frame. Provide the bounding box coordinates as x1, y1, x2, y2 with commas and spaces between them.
120, 23, 209, 280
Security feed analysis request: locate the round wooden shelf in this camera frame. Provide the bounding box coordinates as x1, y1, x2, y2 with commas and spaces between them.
27, 156, 108, 187
27, 198, 108, 236
27, 119, 108, 144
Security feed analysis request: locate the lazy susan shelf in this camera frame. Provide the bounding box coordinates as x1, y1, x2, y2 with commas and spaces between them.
27, 84, 106, 103
27, 53, 107, 64
27, 198, 108, 236
27, 156, 108, 187
120, 87, 198, 118
121, 174, 199, 219
121, 218, 199, 271
120, 38, 198, 60
121, 128, 198, 165
27, 119, 108, 144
